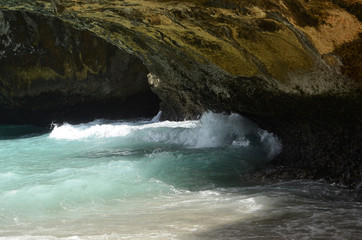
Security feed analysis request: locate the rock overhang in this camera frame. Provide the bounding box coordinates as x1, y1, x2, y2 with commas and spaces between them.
0, 0, 361, 189
0, 9, 161, 124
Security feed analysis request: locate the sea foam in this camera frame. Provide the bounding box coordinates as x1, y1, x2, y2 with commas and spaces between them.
49, 111, 282, 155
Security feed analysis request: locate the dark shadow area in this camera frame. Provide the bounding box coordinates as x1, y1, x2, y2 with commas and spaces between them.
0, 10, 160, 125
0, 124, 50, 140
0, 90, 160, 126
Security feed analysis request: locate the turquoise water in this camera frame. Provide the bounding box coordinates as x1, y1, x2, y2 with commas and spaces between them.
0, 112, 361, 239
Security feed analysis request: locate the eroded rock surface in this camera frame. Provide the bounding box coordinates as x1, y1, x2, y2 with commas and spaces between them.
0, 9, 160, 124
0, 0, 361, 188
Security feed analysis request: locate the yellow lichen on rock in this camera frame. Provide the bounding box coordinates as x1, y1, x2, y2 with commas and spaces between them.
13, 66, 62, 88
303, 9, 362, 54
0, 0, 361, 88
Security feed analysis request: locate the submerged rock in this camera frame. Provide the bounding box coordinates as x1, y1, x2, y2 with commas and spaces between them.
0, 0, 361, 188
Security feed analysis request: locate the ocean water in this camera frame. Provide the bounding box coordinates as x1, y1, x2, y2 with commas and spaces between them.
0, 112, 361, 239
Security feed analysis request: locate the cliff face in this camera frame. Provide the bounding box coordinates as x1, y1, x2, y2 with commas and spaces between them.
0, 8, 160, 124
0, 0, 361, 188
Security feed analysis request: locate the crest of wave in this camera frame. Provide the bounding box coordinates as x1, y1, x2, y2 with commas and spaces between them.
49, 112, 282, 158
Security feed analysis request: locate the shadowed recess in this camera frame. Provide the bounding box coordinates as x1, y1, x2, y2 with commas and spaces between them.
0, 10, 160, 125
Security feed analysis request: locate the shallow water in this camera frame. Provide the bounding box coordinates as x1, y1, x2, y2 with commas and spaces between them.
0, 112, 361, 239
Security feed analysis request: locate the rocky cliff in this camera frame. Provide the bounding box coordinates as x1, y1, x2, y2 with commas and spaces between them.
0, 0, 361, 189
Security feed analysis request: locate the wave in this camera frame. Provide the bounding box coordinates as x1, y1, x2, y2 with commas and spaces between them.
49, 111, 282, 158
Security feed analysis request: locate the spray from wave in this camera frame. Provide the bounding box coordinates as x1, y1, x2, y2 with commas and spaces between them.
49, 111, 282, 158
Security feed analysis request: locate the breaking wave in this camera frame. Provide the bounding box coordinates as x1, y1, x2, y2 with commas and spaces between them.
49, 111, 282, 158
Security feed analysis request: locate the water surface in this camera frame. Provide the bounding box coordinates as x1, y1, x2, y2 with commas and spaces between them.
0, 112, 361, 239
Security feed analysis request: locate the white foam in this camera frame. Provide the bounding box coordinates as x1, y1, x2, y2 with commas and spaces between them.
49, 120, 199, 140
191, 112, 255, 148
48, 112, 282, 157
49, 123, 132, 139
258, 130, 283, 159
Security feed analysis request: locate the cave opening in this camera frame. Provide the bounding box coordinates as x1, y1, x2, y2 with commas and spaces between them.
0, 10, 160, 126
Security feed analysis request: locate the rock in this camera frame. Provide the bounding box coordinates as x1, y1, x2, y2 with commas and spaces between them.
0, 11, 9, 35
50, 0, 65, 14
0, 10, 160, 124
0, 0, 361, 188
